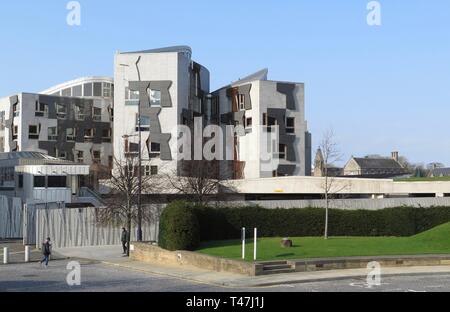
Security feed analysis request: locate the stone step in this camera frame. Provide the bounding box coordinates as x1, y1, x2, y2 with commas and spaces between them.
260, 261, 288, 266
260, 268, 296, 275
263, 264, 292, 271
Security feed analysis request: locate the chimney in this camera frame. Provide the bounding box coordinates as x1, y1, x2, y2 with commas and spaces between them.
391, 151, 399, 162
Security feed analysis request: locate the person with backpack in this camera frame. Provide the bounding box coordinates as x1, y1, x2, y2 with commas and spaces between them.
40, 237, 52, 267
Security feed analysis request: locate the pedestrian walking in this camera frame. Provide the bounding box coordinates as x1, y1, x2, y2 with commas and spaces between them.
121, 228, 129, 255
40, 237, 52, 267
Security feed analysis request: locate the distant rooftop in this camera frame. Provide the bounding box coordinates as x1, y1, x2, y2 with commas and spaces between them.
353, 157, 404, 170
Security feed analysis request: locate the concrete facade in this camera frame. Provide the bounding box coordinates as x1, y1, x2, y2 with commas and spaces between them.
113, 46, 210, 176
0, 77, 114, 170
210, 69, 311, 179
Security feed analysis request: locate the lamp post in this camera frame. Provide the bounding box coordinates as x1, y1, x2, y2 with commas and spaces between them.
120, 61, 143, 242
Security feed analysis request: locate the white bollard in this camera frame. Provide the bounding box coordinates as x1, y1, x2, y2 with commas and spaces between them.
242, 227, 246, 260
25, 246, 31, 263
254, 228, 257, 261
3, 247, 8, 264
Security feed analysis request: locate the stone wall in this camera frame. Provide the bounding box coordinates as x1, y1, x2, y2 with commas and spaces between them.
131, 242, 262, 276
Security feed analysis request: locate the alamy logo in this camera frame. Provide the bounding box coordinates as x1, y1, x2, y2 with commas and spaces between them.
66, 1, 81, 26
66, 261, 81, 286
367, 1, 382, 26
366, 261, 381, 287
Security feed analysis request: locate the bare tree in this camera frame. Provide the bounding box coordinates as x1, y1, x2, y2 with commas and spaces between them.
319, 128, 346, 240
165, 160, 237, 205
97, 154, 160, 256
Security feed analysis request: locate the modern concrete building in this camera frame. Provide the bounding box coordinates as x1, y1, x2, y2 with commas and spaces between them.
113, 46, 311, 180
114, 46, 210, 176
210, 69, 312, 179
0, 77, 114, 188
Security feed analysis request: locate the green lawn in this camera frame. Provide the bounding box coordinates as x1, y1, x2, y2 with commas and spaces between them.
196, 223, 450, 261
394, 176, 450, 182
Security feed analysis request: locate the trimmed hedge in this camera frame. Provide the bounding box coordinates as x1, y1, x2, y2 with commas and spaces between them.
158, 201, 200, 251
158, 202, 450, 248
192, 205, 450, 242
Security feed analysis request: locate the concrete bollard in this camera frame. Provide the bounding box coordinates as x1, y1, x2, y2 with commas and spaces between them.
25, 246, 31, 263
3, 247, 8, 264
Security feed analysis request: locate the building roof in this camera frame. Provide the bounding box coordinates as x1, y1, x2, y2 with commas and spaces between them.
121, 45, 192, 55
0, 152, 84, 166
230, 68, 269, 86
430, 167, 450, 176
352, 157, 404, 170
40, 76, 113, 95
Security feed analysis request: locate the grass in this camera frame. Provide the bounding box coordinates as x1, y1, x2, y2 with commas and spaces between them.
196, 223, 450, 262
394, 176, 450, 182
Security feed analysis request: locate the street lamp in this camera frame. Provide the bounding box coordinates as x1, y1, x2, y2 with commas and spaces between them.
120, 61, 143, 242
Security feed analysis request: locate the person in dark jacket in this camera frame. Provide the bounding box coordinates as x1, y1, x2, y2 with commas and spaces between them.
40, 238, 52, 267
121, 228, 129, 255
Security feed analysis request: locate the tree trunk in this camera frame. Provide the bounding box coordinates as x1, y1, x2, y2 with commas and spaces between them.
126, 211, 132, 257
324, 194, 329, 240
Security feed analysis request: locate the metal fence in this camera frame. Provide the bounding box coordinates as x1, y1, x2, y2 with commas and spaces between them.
0, 196, 23, 239
34, 204, 162, 248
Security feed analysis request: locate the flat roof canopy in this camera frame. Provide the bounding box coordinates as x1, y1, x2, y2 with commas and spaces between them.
15, 164, 90, 176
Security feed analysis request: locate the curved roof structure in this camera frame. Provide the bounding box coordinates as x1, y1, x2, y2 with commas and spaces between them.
40, 76, 114, 96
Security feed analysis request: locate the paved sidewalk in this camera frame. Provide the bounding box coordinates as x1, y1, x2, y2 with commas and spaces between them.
102, 259, 450, 287
0, 240, 66, 264
53, 245, 450, 287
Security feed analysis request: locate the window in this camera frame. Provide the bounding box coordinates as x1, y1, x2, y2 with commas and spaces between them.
125, 87, 139, 105
93, 151, 101, 163
83, 83, 93, 97
13, 103, 19, 117
66, 128, 76, 141
103, 83, 112, 98
144, 165, 158, 176
75, 104, 86, 120
56, 103, 66, 119
18, 174, 23, 188
263, 113, 277, 132
93, 82, 102, 97
279, 144, 287, 160
33, 176, 46, 188
61, 88, 71, 97
151, 143, 161, 153
211, 96, 219, 118
35, 101, 48, 117
286, 117, 295, 134
245, 117, 252, 128
76, 151, 84, 163
93, 107, 102, 121
12, 126, 18, 140
48, 127, 58, 141
135, 115, 150, 132
102, 128, 111, 142
58, 151, 67, 159
72, 85, 82, 97
149, 89, 161, 107
48, 176, 67, 188
29, 125, 39, 140
236, 94, 245, 110
84, 128, 95, 141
